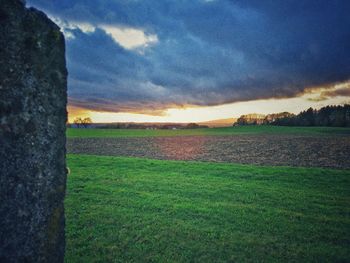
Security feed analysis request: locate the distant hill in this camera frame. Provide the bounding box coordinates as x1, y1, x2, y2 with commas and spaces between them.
198, 118, 237, 127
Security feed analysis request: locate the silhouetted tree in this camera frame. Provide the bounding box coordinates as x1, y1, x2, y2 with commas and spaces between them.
186, 123, 199, 129
73, 117, 92, 128
235, 105, 350, 127
81, 117, 92, 128
270, 104, 350, 127
73, 117, 83, 128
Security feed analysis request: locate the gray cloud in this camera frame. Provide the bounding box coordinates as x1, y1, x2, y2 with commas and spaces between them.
28, 0, 350, 113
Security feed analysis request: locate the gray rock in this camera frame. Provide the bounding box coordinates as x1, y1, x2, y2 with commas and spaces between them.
0, 0, 67, 262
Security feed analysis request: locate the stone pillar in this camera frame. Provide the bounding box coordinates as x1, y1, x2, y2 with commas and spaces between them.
0, 0, 67, 262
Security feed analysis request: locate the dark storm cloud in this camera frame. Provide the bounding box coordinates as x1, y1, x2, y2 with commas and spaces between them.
27, 0, 350, 113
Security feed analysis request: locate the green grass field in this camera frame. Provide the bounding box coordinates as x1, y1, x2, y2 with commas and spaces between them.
67, 125, 350, 138
66, 154, 350, 262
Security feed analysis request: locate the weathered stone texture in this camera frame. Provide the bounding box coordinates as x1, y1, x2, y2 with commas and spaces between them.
0, 0, 67, 262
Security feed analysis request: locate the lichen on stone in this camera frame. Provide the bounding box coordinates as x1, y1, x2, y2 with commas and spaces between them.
0, 0, 67, 262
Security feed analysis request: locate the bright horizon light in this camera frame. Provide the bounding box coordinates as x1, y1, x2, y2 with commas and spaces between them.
68, 82, 350, 123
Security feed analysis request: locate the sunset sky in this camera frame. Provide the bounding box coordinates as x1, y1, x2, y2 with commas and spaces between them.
27, 0, 350, 123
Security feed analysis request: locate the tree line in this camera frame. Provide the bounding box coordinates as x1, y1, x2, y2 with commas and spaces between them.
71, 117, 92, 128
271, 104, 350, 127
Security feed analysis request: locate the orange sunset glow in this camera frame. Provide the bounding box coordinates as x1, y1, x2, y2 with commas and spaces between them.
68, 81, 350, 124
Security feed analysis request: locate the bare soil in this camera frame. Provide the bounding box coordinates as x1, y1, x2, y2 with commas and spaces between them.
67, 135, 350, 169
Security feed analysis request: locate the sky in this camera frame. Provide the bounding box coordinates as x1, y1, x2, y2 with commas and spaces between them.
27, 0, 350, 123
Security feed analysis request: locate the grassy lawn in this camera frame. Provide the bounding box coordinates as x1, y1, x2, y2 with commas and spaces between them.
66, 154, 350, 262
67, 126, 350, 138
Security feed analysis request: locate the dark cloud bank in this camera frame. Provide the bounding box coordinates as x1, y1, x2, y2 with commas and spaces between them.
28, 0, 350, 113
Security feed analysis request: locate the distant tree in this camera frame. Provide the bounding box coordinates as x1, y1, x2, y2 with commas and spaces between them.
345, 106, 350, 127
186, 123, 199, 129
81, 117, 92, 128
73, 117, 92, 128
236, 114, 266, 125
73, 117, 83, 128
265, 112, 295, 125
269, 104, 350, 127
298, 107, 315, 126
185, 123, 208, 129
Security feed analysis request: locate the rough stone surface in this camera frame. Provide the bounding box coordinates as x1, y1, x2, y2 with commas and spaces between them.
0, 0, 67, 262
